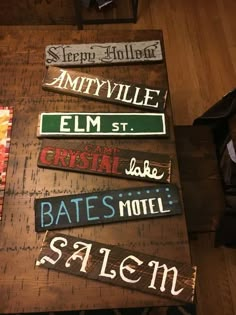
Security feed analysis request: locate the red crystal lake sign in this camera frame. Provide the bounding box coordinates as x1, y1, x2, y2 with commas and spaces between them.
42, 66, 168, 112
37, 139, 171, 183
45, 40, 163, 66
37, 113, 168, 138
34, 184, 182, 232
36, 231, 196, 303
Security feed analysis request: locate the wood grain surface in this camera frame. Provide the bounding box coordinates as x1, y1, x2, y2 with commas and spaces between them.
37, 139, 171, 182
0, 1, 236, 314
0, 29, 191, 313
36, 231, 196, 303
45, 40, 163, 66
34, 184, 182, 232
42, 66, 168, 112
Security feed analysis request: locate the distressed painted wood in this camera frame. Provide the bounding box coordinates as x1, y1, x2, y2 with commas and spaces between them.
34, 184, 182, 232
0, 106, 13, 220
36, 231, 196, 303
37, 139, 171, 183
42, 66, 168, 112
45, 40, 163, 66
0, 29, 193, 313
37, 112, 167, 137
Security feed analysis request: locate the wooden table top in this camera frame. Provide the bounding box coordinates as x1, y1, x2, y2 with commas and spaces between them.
0, 28, 191, 313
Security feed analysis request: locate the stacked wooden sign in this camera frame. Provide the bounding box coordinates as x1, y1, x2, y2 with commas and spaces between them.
0, 106, 13, 220
35, 39, 196, 304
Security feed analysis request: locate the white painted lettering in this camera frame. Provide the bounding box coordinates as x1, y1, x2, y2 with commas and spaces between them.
87, 116, 101, 132
120, 122, 128, 131
106, 80, 119, 98
83, 78, 96, 94
112, 122, 119, 132
76, 76, 87, 93
158, 197, 170, 213
36, 236, 67, 266
131, 200, 141, 215
64, 72, 80, 91
94, 78, 107, 96
45, 69, 66, 88
99, 248, 116, 279
148, 198, 157, 213
60, 115, 72, 132
143, 89, 161, 108
119, 200, 132, 217
120, 255, 143, 283
139, 199, 148, 215
74, 116, 85, 132
132, 87, 144, 106
115, 84, 125, 101
65, 241, 92, 273
121, 85, 133, 103
148, 261, 184, 296
125, 157, 165, 180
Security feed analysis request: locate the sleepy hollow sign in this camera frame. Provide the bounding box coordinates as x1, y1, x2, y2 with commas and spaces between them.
37, 112, 167, 138
45, 40, 163, 66
42, 66, 168, 112
34, 184, 182, 232
37, 139, 171, 183
36, 231, 196, 303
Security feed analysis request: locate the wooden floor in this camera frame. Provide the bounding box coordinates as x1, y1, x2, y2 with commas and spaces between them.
0, 0, 236, 314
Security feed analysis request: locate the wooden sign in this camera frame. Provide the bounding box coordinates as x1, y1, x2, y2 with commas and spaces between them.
37, 139, 171, 183
36, 231, 196, 303
37, 112, 167, 138
45, 40, 163, 66
0, 106, 13, 221
42, 66, 168, 112
34, 184, 182, 232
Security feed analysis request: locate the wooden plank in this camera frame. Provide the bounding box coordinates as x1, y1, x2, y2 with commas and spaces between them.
37, 139, 171, 183
175, 126, 225, 232
0, 29, 191, 313
37, 112, 167, 138
0, 106, 13, 220
45, 40, 163, 66
36, 231, 196, 303
42, 66, 168, 112
223, 247, 236, 313
190, 233, 235, 315
34, 184, 182, 232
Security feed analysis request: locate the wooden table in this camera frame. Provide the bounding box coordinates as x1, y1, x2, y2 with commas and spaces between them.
0, 28, 191, 313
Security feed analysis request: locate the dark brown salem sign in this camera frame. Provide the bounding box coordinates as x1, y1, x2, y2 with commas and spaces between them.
37, 139, 171, 183
36, 231, 196, 303
34, 184, 182, 232
42, 66, 168, 112
45, 40, 163, 66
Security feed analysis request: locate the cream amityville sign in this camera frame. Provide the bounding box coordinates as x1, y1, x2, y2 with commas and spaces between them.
36, 231, 196, 303
34, 184, 182, 232
45, 40, 163, 66
42, 67, 168, 112
37, 112, 167, 137
37, 139, 171, 183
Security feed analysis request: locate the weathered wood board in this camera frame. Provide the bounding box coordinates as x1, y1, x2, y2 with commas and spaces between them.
36, 231, 196, 303
42, 66, 168, 111
34, 184, 182, 232
45, 40, 163, 66
37, 139, 171, 183
37, 112, 167, 137
0, 106, 13, 221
